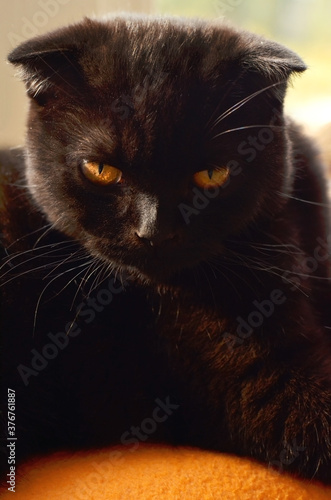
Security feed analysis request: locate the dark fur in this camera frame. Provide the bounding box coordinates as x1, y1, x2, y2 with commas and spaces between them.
1, 15, 331, 483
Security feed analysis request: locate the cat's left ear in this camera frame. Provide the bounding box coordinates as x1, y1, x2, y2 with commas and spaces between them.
8, 28, 83, 105
240, 36, 307, 102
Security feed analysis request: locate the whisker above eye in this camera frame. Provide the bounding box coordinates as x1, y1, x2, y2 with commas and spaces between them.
210, 124, 285, 141
207, 80, 286, 134
277, 191, 331, 208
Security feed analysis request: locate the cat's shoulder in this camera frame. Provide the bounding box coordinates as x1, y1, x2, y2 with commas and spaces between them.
0, 147, 34, 246
286, 118, 331, 217
287, 119, 329, 176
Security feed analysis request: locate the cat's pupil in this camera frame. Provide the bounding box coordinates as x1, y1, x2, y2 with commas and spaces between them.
208, 169, 213, 180
98, 163, 104, 175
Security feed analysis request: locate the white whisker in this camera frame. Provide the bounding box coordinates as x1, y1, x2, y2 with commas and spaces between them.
69, 258, 100, 308
32, 217, 63, 249
0, 242, 79, 284
85, 261, 108, 298
4, 222, 54, 251
211, 124, 284, 141
277, 191, 331, 208
207, 81, 286, 133
33, 259, 92, 334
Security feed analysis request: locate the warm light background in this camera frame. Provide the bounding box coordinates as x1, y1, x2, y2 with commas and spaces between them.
1, 0, 330, 145
156, 0, 331, 129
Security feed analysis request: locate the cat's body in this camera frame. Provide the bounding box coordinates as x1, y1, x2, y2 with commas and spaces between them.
1, 15, 331, 483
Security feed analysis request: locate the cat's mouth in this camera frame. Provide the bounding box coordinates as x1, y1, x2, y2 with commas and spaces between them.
115, 250, 196, 284
87, 239, 203, 285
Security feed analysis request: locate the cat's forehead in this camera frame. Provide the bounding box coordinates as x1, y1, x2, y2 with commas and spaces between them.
78, 18, 234, 90
8, 15, 306, 169
8, 15, 306, 117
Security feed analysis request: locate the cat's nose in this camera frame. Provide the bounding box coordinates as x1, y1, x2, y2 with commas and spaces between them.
135, 230, 179, 248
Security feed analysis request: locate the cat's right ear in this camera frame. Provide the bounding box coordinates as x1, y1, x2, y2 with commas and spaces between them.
8, 31, 83, 105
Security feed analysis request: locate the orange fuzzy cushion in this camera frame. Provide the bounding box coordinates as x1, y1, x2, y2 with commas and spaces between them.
1, 444, 331, 499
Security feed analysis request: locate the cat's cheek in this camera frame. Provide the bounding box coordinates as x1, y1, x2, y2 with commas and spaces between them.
24, 160, 40, 202
25, 165, 86, 238
24, 163, 62, 227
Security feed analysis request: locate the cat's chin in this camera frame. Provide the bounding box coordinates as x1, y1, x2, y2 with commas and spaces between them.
103, 257, 195, 289
90, 245, 202, 287
117, 263, 184, 287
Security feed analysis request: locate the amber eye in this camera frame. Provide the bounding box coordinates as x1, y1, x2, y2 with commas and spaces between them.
81, 161, 123, 186
193, 166, 230, 189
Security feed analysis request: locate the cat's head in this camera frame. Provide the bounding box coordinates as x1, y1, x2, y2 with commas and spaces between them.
8, 15, 305, 284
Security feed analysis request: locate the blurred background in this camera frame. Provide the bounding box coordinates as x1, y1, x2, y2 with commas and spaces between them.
1, 0, 330, 166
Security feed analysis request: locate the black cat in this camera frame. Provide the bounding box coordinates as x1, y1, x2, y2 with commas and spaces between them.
1, 15, 331, 484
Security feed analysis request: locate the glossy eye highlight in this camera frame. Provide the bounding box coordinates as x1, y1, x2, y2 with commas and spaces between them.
81, 161, 123, 186
193, 166, 230, 189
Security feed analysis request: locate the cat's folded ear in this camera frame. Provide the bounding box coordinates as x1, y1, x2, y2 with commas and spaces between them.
8, 28, 83, 105
243, 38, 306, 76
8, 19, 307, 109
238, 35, 307, 103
